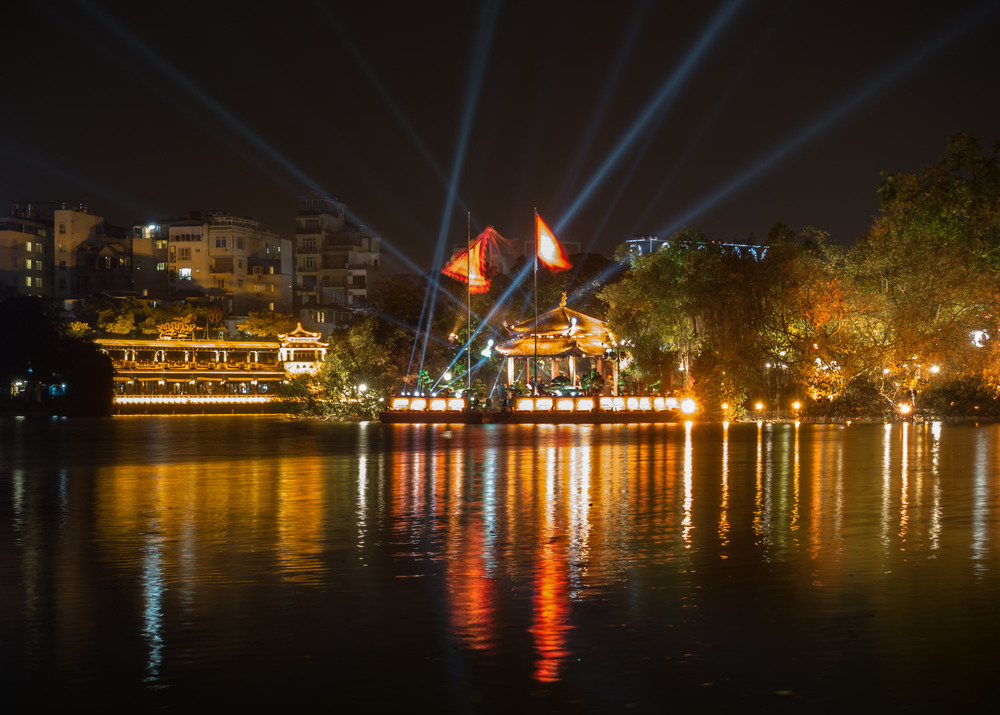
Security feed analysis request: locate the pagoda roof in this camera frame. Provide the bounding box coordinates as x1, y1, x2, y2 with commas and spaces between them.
504, 294, 609, 337
493, 334, 612, 358
278, 322, 328, 347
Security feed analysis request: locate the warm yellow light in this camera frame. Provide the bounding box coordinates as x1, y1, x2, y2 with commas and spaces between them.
113, 395, 273, 405
515, 397, 535, 411
792, 401, 801, 410
392, 397, 410, 410
680, 398, 696, 414
626, 397, 639, 411
653, 397, 665, 411
899, 403, 912, 414
755, 402, 764, 411
930, 365, 940, 373
536, 397, 553, 411
612, 397, 625, 411
429, 398, 447, 411
599, 396, 613, 410
576, 397, 595, 411
556, 398, 575, 411
638, 397, 652, 411
447, 398, 465, 411
721, 402, 729, 410
409, 398, 427, 411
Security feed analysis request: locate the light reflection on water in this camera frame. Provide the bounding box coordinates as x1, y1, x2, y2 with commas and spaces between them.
3, 416, 1000, 710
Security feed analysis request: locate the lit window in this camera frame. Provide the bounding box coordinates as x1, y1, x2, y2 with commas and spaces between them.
156, 262, 167, 271
179, 268, 192, 280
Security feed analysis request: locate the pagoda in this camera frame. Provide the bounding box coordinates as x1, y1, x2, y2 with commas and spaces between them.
494, 294, 618, 393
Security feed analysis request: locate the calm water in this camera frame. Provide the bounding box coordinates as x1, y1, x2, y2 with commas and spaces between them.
2, 416, 999, 712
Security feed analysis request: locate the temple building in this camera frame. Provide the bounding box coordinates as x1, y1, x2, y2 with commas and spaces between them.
494, 295, 618, 394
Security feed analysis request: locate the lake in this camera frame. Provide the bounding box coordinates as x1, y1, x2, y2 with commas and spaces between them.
2, 416, 998, 712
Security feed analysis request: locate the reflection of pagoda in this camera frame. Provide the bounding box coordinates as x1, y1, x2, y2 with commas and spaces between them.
494, 294, 617, 391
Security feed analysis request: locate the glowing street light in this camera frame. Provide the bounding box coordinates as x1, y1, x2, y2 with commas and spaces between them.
792, 401, 801, 411
899, 403, 911, 415
755, 402, 764, 412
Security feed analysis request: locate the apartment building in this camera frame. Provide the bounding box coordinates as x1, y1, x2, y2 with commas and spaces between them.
1, 204, 52, 298
294, 194, 380, 332
167, 211, 292, 314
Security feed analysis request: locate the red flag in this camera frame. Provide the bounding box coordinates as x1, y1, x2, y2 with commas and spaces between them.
442, 237, 490, 293
536, 213, 570, 271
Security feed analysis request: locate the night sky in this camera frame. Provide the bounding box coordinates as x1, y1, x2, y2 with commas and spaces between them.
4, 0, 999, 272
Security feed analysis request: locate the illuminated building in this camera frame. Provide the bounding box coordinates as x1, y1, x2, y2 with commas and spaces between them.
293, 194, 380, 334
131, 222, 170, 299
167, 211, 293, 314
53, 203, 132, 299
96, 322, 327, 412
0, 203, 52, 298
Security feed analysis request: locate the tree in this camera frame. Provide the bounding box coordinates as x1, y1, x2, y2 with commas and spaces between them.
238, 312, 299, 339
282, 313, 405, 420
850, 133, 1000, 406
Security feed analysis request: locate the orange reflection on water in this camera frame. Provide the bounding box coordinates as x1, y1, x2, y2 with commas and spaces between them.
531, 538, 571, 683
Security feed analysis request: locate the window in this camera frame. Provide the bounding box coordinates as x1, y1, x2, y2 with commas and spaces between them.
252, 265, 263, 275
25, 277, 32, 287
59, 224, 66, 234
25, 259, 32, 270
156, 262, 167, 271
301, 237, 316, 251
178, 247, 191, 260
36, 277, 42, 288
235, 236, 244, 250
216, 237, 227, 248
179, 267, 192, 280
26, 241, 32, 252
302, 257, 315, 270
238, 279, 244, 288
59, 242, 66, 252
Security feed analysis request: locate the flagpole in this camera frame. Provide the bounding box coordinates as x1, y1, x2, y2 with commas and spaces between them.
467, 212, 472, 406
533, 209, 538, 396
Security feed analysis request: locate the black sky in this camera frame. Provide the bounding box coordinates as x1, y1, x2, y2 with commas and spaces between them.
4, 0, 999, 272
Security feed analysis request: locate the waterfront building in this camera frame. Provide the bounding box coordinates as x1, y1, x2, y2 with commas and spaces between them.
53, 204, 133, 299
1, 203, 52, 298
131, 221, 170, 299
293, 194, 380, 334
96, 321, 327, 412
167, 211, 293, 315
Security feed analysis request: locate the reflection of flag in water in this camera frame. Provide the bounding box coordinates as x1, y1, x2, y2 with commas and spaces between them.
441, 226, 512, 293
535, 213, 571, 271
